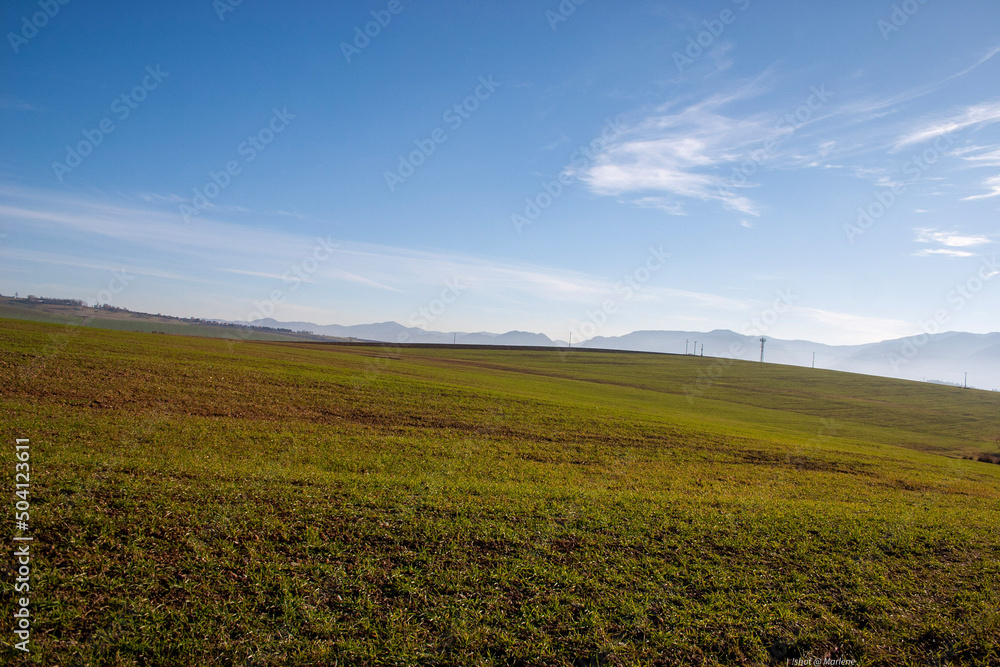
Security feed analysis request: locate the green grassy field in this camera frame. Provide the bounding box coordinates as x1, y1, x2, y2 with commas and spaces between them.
2, 318, 999, 665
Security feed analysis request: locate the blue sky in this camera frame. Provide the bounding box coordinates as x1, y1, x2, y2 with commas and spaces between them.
2, 0, 999, 345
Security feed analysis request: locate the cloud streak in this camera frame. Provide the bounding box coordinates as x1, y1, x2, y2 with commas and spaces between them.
913, 227, 993, 257
0, 185, 727, 310
572, 83, 785, 216
893, 100, 1000, 150
915, 228, 992, 247
574, 48, 1000, 220
962, 174, 1000, 200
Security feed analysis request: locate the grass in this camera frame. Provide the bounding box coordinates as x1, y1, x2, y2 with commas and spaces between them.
2, 318, 999, 665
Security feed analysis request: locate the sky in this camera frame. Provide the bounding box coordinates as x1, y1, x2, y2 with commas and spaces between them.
2, 0, 999, 346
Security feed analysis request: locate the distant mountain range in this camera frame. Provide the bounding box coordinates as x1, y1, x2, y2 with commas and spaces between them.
233, 319, 559, 347
238, 318, 1000, 391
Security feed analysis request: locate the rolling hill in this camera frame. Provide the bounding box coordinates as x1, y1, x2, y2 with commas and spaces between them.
2, 317, 999, 664
244, 316, 1000, 391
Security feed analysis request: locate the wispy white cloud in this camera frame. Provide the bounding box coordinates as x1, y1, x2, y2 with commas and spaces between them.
0, 247, 196, 281
326, 269, 404, 293
572, 47, 1000, 218
893, 100, 1000, 150
955, 45, 1000, 77
573, 81, 783, 216
134, 192, 186, 204
915, 228, 992, 247
0, 98, 39, 111
794, 307, 916, 342
215, 267, 291, 281
655, 286, 751, 311
763, 49, 1000, 176
962, 174, 1000, 200
914, 248, 976, 258
267, 209, 310, 220
631, 196, 687, 215
912, 227, 992, 257
0, 184, 667, 307
840, 47, 1000, 136
953, 144, 1000, 167
131, 192, 315, 222
195, 202, 253, 214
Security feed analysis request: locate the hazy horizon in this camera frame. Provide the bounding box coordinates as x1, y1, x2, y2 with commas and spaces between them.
3, 1, 999, 347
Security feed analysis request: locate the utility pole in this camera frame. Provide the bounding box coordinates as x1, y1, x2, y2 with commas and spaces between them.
760, 337, 766, 363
